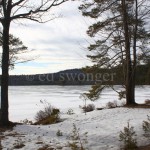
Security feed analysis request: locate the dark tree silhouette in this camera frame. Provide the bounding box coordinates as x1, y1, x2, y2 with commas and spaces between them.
0, 0, 68, 126
79, 0, 150, 105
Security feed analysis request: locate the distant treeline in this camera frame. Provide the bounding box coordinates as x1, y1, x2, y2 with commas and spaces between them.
0, 64, 149, 85
83, 64, 150, 85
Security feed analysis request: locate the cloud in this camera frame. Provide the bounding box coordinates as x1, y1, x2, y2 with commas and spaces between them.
9, 1, 93, 75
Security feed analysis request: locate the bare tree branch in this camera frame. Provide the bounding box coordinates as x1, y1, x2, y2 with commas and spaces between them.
11, 0, 67, 22
12, 0, 26, 8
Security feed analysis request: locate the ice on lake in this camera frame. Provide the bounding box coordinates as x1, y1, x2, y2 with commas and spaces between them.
0, 85, 150, 121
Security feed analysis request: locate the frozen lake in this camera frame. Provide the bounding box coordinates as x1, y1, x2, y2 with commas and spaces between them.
1, 85, 150, 121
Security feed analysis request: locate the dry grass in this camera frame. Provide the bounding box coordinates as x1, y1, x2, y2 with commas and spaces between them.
13, 143, 25, 149
106, 101, 118, 109
0, 127, 12, 150
34, 104, 60, 125
37, 145, 55, 150
34, 115, 61, 125
0, 124, 24, 150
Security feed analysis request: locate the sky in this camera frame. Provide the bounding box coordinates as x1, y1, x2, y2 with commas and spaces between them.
8, 1, 93, 75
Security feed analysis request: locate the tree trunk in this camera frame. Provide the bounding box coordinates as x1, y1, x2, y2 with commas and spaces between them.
131, 0, 138, 104
122, 0, 135, 105
0, 20, 10, 126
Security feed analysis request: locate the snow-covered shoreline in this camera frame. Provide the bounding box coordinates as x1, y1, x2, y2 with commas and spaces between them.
1, 107, 150, 150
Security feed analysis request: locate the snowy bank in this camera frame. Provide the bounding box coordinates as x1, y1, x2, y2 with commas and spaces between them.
1, 107, 150, 150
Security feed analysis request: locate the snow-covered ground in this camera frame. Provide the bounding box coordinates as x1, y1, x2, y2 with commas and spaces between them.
1, 108, 150, 150
0, 85, 150, 149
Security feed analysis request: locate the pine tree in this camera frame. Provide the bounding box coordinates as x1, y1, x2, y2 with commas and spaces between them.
0, 0, 68, 126
79, 0, 150, 104
0, 33, 29, 69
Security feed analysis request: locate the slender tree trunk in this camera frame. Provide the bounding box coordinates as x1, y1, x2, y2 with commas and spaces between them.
131, 0, 138, 104
0, 20, 10, 126
122, 0, 135, 105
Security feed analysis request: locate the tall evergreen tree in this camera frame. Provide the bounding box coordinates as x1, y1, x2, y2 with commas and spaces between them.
79, 0, 150, 104
0, 0, 68, 126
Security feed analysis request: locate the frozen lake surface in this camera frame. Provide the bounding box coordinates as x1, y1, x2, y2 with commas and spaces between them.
1, 85, 150, 121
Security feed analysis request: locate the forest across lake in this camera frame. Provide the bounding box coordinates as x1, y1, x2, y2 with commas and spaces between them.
6, 64, 150, 85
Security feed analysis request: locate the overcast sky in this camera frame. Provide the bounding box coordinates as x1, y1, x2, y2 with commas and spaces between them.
8, 1, 93, 75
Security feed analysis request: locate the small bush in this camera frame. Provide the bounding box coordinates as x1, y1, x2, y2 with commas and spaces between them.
106, 100, 117, 109
34, 102, 60, 125
68, 123, 88, 150
81, 104, 95, 113
35, 105, 59, 121
67, 109, 75, 115
20, 119, 33, 125
56, 129, 63, 136
145, 99, 150, 105
119, 122, 137, 150
142, 115, 150, 138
